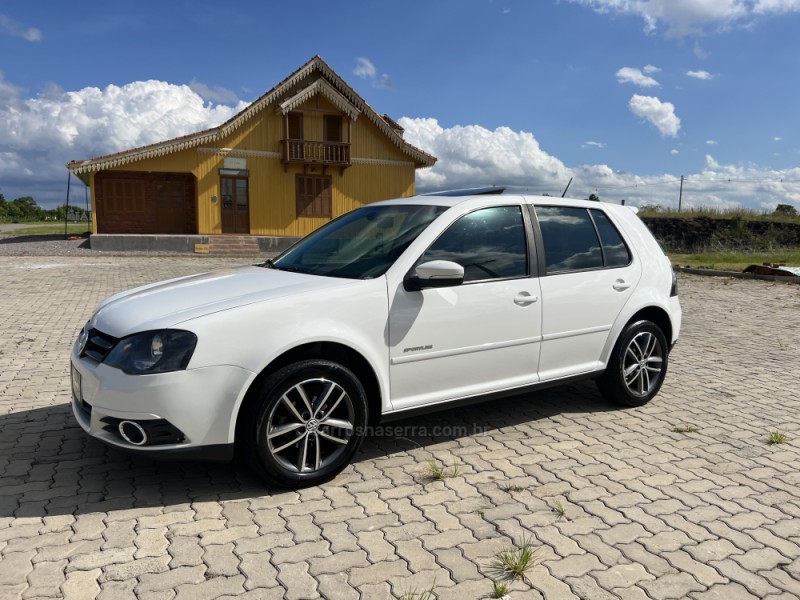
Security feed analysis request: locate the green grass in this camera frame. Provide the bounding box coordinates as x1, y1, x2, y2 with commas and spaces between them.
767, 431, 788, 445
395, 588, 438, 600
639, 207, 800, 224
669, 249, 800, 272
422, 458, 460, 481
490, 581, 510, 598
499, 482, 526, 493
549, 500, 567, 520
0, 223, 89, 236
485, 536, 541, 584
672, 425, 700, 434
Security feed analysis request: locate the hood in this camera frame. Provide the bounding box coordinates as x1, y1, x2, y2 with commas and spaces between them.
91, 266, 354, 337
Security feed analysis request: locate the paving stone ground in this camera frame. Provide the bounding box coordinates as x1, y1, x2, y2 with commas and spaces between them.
0, 255, 799, 600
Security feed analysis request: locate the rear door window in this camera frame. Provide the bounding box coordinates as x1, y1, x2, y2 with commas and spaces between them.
536, 206, 632, 273
536, 206, 603, 273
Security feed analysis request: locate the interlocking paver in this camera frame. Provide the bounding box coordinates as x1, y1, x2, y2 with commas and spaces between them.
640, 572, 705, 600
276, 562, 319, 599
61, 564, 102, 600
21, 558, 67, 598
137, 565, 206, 594
101, 555, 171, 581
203, 543, 240, 577
173, 575, 246, 600
65, 547, 135, 572
2, 260, 800, 599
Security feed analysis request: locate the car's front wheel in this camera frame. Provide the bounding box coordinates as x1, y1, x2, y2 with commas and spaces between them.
245, 359, 368, 488
597, 320, 669, 407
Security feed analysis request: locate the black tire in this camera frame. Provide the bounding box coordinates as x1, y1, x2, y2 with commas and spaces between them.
244, 359, 368, 488
597, 320, 669, 407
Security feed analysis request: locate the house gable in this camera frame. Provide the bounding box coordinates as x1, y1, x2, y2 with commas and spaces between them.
68, 56, 435, 176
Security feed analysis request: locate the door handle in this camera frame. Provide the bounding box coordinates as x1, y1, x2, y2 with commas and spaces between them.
514, 293, 538, 306
613, 279, 631, 291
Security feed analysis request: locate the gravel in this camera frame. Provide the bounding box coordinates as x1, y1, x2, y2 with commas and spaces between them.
0, 234, 190, 257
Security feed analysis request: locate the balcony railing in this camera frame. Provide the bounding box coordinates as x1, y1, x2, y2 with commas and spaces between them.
282, 139, 351, 167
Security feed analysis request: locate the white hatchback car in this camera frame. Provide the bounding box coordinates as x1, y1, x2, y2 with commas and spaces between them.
71, 195, 681, 487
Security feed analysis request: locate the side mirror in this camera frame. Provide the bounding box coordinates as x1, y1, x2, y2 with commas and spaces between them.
404, 260, 465, 291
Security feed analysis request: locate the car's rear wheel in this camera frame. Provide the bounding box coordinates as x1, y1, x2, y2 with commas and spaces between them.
245, 359, 368, 487
597, 320, 668, 407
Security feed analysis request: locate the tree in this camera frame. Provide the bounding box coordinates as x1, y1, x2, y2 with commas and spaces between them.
588, 193, 600, 202
0, 196, 45, 222
774, 204, 798, 218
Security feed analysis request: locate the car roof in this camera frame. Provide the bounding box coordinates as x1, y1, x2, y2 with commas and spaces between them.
372, 194, 625, 212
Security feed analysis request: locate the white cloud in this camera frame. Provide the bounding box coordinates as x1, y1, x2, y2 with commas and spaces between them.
628, 95, 681, 137
567, 0, 800, 37
643, 64, 661, 73
583, 141, 606, 149
774, 136, 783, 141
754, 0, 800, 14
706, 139, 718, 145
616, 67, 660, 87
399, 118, 570, 191
188, 79, 239, 105
0, 77, 247, 206
671, 149, 680, 155
353, 57, 393, 89
687, 69, 714, 80
0, 14, 41, 42
401, 117, 800, 212
353, 57, 377, 79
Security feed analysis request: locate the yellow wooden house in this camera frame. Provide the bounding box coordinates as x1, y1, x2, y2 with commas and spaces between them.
67, 56, 436, 244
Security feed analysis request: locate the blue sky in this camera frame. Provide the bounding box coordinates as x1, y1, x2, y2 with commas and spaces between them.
2, 0, 800, 209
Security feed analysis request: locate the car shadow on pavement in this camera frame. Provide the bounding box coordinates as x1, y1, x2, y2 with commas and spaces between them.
0, 380, 621, 519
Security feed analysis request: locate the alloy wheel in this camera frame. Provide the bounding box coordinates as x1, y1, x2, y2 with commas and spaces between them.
622, 331, 664, 398
265, 378, 355, 474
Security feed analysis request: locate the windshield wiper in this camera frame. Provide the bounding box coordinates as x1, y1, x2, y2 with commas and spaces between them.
257, 259, 275, 269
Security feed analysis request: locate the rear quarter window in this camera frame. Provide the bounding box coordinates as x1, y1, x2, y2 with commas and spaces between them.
590, 209, 632, 268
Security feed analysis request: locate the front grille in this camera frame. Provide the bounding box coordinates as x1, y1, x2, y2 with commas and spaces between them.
81, 328, 119, 363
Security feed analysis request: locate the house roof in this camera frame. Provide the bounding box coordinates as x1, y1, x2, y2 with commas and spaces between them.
67, 55, 437, 174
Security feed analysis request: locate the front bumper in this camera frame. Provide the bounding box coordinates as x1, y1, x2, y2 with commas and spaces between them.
70, 346, 254, 461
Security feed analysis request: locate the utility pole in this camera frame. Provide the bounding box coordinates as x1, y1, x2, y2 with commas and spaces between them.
678, 175, 684, 213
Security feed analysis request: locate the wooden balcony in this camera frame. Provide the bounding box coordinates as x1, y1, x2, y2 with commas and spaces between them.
281, 139, 351, 171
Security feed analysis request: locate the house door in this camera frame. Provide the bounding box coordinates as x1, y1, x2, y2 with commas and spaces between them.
220, 171, 249, 234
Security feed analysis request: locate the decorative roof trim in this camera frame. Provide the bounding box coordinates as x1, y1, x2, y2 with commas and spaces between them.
278, 79, 361, 120
68, 55, 436, 174
68, 131, 217, 174
352, 157, 415, 167
198, 148, 281, 159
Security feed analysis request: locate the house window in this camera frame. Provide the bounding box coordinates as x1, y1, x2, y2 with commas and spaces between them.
324, 115, 342, 143
288, 112, 304, 139
296, 175, 332, 218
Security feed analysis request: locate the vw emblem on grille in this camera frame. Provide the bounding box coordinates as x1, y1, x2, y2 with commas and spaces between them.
77, 328, 89, 355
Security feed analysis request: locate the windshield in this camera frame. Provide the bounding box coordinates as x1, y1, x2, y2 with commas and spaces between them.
270, 204, 447, 279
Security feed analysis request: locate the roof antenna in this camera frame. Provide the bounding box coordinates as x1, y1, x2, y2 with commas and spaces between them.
561, 177, 573, 198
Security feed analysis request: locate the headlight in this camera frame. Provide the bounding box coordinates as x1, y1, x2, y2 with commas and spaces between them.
104, 330, 197, 375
